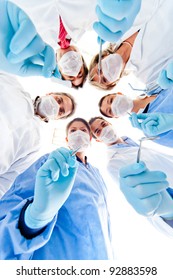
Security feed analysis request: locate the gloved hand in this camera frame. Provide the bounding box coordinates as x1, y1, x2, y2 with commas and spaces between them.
25, 147, 78, 229
119, 162, 173, 219
93, 0, 141, 43
129, 112, 173, 136
158, 62, 173, 89
0, 0, 61, 78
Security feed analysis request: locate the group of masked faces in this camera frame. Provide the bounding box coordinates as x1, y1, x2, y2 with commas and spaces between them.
65, 117, 119, 154
37, 91, 134, 123
56, 45, 125, 90
49, 44, 133, 142
89, 118, 118, 145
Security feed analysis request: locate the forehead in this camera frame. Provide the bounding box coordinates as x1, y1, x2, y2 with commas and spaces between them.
61, 94, 71, 104
102, 94, 115, 107
91, 119, 108, 129
68, 121, 88, 130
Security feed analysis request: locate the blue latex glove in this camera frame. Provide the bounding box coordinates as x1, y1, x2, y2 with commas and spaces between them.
0, 0, 61, 78
129, 112, 173, 136
25, 147, 78, 229
119, 162, 173, 219
93, 0, 141, 43
158, 62, 173, 89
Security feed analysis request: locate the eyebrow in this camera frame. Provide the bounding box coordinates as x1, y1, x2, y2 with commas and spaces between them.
60, 97, 65, 115
106, 107, 111, 116
70, 126, 86, 130
94, 121, 104, 134
80, 126, 87, 130
94, 127, 98, 134
107, 96, 112, 105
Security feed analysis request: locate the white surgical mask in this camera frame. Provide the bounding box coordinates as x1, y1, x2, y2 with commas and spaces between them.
68, 130, 90, 152
102, 53, 123, 83
99, 125, 118, 144
58, 51, 83, 77
111, 94, 133, 117
37, 96, 59, 120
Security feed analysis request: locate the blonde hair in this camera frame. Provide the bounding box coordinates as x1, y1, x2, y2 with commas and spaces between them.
88, 43, 122, 90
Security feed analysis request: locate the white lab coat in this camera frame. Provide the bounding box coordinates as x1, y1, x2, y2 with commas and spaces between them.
120, 0, 173, 91
106, 141, 173, 238
0, 73, 41, 197
10, 0, 97, 49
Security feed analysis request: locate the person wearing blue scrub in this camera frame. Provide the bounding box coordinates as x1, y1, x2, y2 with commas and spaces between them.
99, 87, 173, 148
0, 118, 113, 260
129, 87, 173, 148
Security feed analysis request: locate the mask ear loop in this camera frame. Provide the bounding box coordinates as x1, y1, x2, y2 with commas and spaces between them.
33, 97, 49, 122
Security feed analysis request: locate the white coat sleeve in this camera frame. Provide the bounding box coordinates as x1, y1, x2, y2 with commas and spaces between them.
0, 72, 40, 197
148, 216, 173, 239
0, 72, 27, 176
7, 0, 59, 49
118, 0, 164, 43
107, 145, 173, 238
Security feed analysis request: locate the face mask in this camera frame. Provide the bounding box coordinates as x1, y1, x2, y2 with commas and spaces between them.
102, 53, 123, 83
58, 51, 83, 77
111, 94, 134, 117
37, 96, 60, 120
68, 130, 90, 152
99, 125, 118, 144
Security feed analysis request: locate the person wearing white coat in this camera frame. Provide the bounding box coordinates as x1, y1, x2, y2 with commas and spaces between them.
0, 72, 75, 198
89, 116, 173, 238
10, 0, 97, 49
89, 0, 173, 94
2, 0, 97, 87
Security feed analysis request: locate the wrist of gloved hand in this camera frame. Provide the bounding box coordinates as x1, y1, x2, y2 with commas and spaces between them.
24, 202, 58, 229
155, 190, 173, 220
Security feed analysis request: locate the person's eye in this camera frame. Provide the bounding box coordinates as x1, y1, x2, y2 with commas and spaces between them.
78, 70, 83, 78
103, 123, 107, 127
102, 76, 108, 83
57, 98, 62, 105
70, 129, 76, 133
68, 76, 75, 80
59, 108, 65, 116
64, 76, 74, 81
82, 129, 87, 132
96, 129, 100, 135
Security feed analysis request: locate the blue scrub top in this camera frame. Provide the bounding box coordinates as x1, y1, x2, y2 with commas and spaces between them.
0, 154, 113, 260
146, 87, 173, 147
